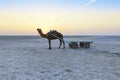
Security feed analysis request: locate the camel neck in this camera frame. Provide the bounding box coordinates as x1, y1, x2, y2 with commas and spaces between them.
40, 33, 46, 38
38, 30, 47, 38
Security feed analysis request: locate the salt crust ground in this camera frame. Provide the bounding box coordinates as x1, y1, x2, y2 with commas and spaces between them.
0, 37, 120, 80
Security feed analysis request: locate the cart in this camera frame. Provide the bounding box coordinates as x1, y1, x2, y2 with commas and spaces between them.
69, 41, 93, 49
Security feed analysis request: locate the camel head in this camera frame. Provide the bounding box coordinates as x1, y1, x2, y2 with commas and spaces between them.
37, 28, 42, 34
37, 28, 47, 38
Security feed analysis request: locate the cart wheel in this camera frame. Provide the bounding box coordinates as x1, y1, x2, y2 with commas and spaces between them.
69, 42, 78, 49
85, 43, 90, 48
80, 42, 90, 48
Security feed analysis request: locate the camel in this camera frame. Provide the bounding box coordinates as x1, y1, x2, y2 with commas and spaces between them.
37, 28, 65, 50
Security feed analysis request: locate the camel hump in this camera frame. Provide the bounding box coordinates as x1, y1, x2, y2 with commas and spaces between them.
50, 30, 63, 37
50, 30, 58, 34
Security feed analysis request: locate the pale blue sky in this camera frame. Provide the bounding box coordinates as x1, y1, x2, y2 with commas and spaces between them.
0, 0, 120, 10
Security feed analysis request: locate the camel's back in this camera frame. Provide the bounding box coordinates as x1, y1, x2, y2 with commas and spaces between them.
49, 30, 63, 38
55, 30, 63, 38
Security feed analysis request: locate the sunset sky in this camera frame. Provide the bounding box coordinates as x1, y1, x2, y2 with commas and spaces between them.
0, 0, 120, 35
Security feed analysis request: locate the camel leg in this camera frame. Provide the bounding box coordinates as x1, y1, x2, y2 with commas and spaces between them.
62, 40, 65, 49
48, 39, 52, 50
58, 39, 62, 49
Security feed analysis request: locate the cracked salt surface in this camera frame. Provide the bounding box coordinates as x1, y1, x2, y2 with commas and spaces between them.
0, 36, 120, 80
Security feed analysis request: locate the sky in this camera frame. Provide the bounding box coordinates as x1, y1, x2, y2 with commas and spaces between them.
0, 0, 120, 35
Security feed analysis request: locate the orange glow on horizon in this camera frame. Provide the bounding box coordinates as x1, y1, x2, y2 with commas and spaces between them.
0, 10, 120, 35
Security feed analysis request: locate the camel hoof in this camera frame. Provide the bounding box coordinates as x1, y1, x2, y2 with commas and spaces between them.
63, 47, 65, 49
49, 48, 52, 50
